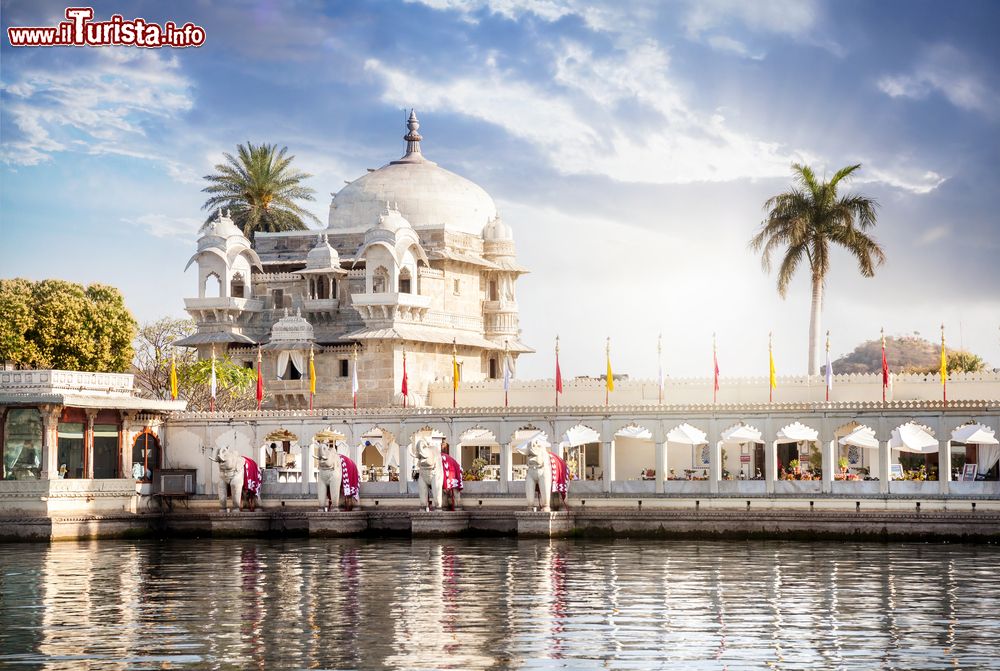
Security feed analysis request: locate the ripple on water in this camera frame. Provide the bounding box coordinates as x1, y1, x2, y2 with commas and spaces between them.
1, 538, 1000, 670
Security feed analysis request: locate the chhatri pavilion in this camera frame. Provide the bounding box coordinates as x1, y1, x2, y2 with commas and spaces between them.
176, 111, 531, 409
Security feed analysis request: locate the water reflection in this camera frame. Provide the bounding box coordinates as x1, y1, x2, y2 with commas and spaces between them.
1, 538, 999, 669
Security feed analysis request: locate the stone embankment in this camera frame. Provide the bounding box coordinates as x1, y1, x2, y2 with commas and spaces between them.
3, 495, 999, 541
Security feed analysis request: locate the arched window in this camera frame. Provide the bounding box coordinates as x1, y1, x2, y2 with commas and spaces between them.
489, 357, 498, 379
131, 430, 161, 481
372, 266, 389, 294
230, 272, 245, 298
489, 279, 498, 301
3, 409, 42, 480
399, 268, 412, 294
204, 272, 222, 298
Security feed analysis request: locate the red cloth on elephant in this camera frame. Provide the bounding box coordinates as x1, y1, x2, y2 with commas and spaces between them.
549, 452, 569, 497
339, 453, 360, 499
441, 453, 464, 491
242, 456, 262, 497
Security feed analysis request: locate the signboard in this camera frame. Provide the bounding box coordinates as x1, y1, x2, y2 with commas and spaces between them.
740, 455, 751, 463
962, 463, 978, 482
889, 464, 904, 481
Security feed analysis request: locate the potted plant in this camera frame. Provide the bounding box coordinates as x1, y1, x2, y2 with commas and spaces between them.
838, 456, 848, 475
789, 459, 800, 478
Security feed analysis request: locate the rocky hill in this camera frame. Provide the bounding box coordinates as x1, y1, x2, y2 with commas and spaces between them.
825, 335, 987, 374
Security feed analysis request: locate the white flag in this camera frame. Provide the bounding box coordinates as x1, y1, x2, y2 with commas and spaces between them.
825, 349, 833, 392
210, 354, 217, 399
352, 360, 359, 396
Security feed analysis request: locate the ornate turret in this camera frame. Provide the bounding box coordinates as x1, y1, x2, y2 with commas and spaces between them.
392, 110, 426, 165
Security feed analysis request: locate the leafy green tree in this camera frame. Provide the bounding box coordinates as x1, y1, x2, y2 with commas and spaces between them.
132, 317, 262, 411
0, 279, 136, 372
201, 142, 319, 239
750, 164, 884, 375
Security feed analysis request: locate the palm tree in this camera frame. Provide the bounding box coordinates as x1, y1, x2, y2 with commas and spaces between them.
750, 163, 885, 375
201, 142, 319, 239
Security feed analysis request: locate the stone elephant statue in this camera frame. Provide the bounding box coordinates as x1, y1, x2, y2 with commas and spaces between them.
410, 438, 463, 511
214, 445, 262, 512
315, 441, 359, 512
524, 438, 569, 512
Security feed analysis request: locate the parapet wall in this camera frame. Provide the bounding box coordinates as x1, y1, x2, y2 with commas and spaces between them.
426, 371, 1000, 407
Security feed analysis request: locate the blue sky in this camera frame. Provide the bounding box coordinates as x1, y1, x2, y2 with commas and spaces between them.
2, 0, 998, 379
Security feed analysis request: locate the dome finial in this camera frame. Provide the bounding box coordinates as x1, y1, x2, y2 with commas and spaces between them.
403, 109, 422, 158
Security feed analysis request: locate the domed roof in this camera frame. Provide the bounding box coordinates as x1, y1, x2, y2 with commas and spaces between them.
197, 209, 248, 247
327, 111, 498, 236
304, 233, 341, 272
483, 214, 513, 241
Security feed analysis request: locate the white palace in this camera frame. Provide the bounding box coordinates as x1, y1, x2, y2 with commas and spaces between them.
1, 113, 999, 529
175, 111, 530, 409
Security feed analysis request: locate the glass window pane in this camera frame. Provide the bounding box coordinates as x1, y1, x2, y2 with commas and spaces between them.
57, 422, 85, 479
4, 408, 42, 480
93, 425, 119, 479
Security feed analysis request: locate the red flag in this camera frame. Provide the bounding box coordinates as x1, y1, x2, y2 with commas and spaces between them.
255, 347, 264, 410
881, 334, 889, 403
401, 355, 408, 396
555, 353, 563, 394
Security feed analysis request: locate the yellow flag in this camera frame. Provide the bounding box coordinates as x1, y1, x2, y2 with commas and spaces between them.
309, 348, 317, 395
453, 353, 459, 390
169, 353, 178, 400
940, 341, 947, 385
606, 353, 614, 392
769, 350, 776, 389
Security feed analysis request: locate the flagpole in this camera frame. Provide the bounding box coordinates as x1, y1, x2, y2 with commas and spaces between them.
769, 331, 773, 404
881, 327, 887, 406
210, 345, 216, 413
402, 347, 407, 409
308, 344, 314, 413
825, 331, 831, 402
352, 343, 358, 412
657, 332, 663, 405
257, 344, 264, 411
712, 332, 718, 404
555, 335, 561, 409
605, 337, 610, 406
503, 339, 509, 408
941, 323, 947, 407
452, 338, 457, 409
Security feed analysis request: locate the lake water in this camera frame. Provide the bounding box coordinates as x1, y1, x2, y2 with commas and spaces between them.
1, 537, 998, 670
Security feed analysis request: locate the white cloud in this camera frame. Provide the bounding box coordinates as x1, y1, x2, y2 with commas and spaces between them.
916, 225, 949, 246
682, 0, 819, 39
877, 44, 997, 115
123, 213, 202, 241
1, 49, 194, 167
860, 166, 947, 195
365, 41, 810, 185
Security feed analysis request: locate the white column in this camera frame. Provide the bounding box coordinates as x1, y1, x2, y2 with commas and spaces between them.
302, 443, 313, 495
939, 440, 951, 495
765, 441, 778, 495
500, 442, 511, 494
822, 440, 834, 494
709, 441, 722, 494
40, 405, 60, 480
879, 440, 891, 494
656, 441, 668, 494
398, 442, 410, 494
602, 440, 615, 493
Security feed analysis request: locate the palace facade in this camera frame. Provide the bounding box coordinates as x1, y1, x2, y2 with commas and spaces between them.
177, 111, 531, 409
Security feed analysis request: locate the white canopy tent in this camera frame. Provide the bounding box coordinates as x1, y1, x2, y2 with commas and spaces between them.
720, 424, 763, 445
839, 425, 880, 450
776, 422, 819, 442
666, 423, 708, 446
889, 423, 938, 454
513, 430, 550, 455
615, 425, 653, 440
952, 424, 1000, 476
559, 425, 600, 449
